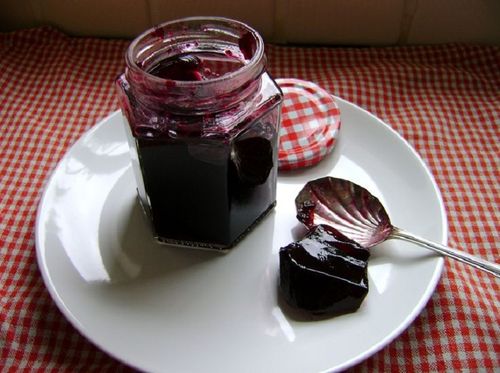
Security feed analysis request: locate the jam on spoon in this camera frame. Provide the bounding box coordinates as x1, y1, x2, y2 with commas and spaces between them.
296, 176, 500, 278
280, 176, 499, 318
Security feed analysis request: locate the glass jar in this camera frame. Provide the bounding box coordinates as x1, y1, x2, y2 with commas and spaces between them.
116, 17, 283, 250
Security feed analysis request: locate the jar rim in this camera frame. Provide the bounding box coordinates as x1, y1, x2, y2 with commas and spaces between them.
125, 16, 265, 87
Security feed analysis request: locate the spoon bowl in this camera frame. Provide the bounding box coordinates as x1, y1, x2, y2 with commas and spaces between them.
295, 177, 500, 278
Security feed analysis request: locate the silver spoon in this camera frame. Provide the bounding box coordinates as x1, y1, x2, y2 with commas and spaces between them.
295, 177, 500, 278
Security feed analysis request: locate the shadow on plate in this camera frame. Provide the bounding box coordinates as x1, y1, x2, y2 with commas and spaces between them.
96, 172, 222, 284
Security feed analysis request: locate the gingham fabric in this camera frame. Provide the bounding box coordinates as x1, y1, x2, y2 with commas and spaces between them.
1, 27, 499, 372
277, 78, 341, 171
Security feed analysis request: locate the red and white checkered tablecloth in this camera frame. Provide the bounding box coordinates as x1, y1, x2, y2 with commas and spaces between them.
1, 27, 499, 372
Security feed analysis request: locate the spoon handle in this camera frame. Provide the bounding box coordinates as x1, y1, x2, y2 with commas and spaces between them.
390, 227, 500, 278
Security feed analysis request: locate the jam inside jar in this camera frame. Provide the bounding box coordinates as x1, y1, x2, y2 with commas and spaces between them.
116, 17, 283, 250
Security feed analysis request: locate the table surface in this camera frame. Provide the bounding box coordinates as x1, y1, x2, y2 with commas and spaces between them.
1, 27, 499, 372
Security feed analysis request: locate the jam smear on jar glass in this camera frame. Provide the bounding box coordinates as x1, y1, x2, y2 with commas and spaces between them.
116, 17, 283, 250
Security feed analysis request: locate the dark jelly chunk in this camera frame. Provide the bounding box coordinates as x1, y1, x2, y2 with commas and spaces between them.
279, 225, 369, 316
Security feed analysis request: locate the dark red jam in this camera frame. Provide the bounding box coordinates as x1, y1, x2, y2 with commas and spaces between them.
279, 225, 370, 316
135, 118, 278, 247
116, 18, 282, 250
147, 52, 245, 81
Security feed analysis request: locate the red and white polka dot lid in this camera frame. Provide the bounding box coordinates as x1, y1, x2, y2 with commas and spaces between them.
276, 78, 341, 171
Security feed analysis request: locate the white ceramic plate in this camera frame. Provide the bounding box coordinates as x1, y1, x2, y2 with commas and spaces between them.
36, 97, 446, 373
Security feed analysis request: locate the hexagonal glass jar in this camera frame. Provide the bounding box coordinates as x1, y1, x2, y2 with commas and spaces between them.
116, 17, 282, 250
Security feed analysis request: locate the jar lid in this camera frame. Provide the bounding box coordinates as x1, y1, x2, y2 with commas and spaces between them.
276, 78, 341, 171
